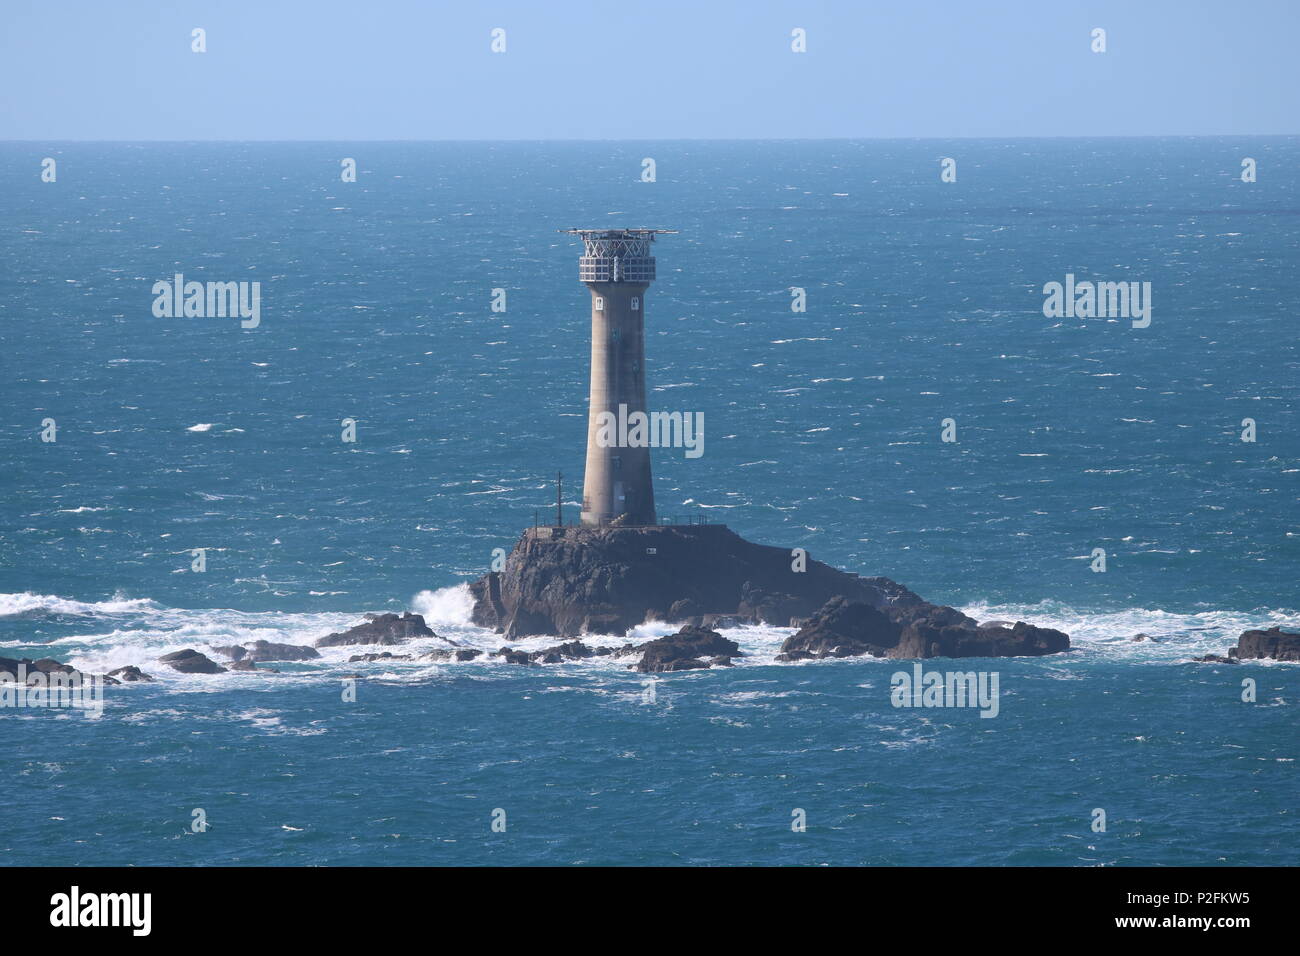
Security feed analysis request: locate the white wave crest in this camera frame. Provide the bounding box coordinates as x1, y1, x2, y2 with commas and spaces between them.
0, 591, 161, 619
411, 584, 474, 626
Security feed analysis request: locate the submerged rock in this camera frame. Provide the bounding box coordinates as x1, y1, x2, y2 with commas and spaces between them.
158, 649, 227, 674
315, 612, 439, 648
1192, 654, 1238, 664
1231, 626, 1300, 662
106, 665, 154, 682
777, 596, 1070, 661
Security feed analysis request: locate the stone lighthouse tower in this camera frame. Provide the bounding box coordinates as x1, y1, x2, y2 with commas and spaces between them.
562, 228, 675, 526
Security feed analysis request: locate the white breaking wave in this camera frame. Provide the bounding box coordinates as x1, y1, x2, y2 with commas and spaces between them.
411, 584, 475, 625
0, 591, 162, 619
959, 600, 1300, 662
3, 587, 1297, 695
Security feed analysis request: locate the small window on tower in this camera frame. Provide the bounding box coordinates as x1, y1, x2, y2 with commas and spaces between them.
594, 297, 604, 311
631, 297, 640, 310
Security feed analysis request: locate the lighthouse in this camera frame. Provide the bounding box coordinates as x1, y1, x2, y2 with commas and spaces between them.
561, 228, 676, 526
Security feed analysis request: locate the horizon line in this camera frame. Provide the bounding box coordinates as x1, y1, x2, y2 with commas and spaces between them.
3, 133, 1299, 145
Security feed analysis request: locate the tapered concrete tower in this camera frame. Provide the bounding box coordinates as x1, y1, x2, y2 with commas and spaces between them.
562, 228, 675, 526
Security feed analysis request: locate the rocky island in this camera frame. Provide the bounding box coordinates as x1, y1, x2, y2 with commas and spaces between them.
464, 232, 1071, 665
468, 523, 1070, 660
1228, 626, 1300, 662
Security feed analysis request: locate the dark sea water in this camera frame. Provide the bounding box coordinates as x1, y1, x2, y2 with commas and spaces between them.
1, 140, 1296, 865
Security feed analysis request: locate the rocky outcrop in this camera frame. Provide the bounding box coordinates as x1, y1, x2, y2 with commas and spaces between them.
494, 648, 536, 665
775, 598, 900, 660
422, 648, 483, 662
635, 625, 741, 673
211, 640, 320, 662
488, 640, 635, 665
1230, 626, 1300, 661
469, 524, 928, 639
0, 656, 119, 685
1192, 654, 1237, 664
315, 612, 440, 648
106, 665, 154, 682
777, 596, 1070, 661
736, 582, 807, 628
158, 649, 227, 674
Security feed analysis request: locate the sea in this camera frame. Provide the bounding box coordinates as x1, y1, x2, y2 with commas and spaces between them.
1, 139, 1296, 866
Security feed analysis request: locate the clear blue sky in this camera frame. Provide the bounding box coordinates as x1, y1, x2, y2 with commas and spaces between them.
2, 0, 1296, 140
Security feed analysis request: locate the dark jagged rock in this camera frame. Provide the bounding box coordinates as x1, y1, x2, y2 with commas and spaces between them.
519, 640, 602, 664
158, 649, 227, 674
315, 612, 438, 648
494, 648, 536, 666
777, 596, 1070, 662
647, 657, 709, 672
106, 665, 154, 682
700, 614, 751, 629
224, 658, 279, 673
1192, 654, 1238, 664
212, 640, 320, 662
897, 614, 1068, 660
736, 582, 807, 628
635, 625, 741, 673
489, 643, 613, 665
0, 656, 119, 685
666, 598, 703, 621
422, 648, 483, 662
348, 652, 412, 663
776, 597, 900, 661
542, 640, 597, 660
469, 524, 927, 639
592, 643, 640, 657
1231, 626, 1300, 662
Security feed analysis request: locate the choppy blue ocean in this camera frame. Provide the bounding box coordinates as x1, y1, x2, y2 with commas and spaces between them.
1, 140, 1297, 865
